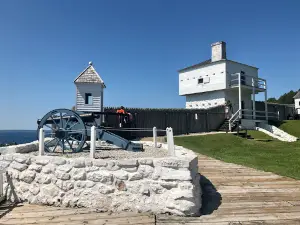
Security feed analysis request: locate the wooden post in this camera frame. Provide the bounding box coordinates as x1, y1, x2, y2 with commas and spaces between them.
252, 78, 256, 119
90, 126, 96, 159
167, 127, 175, 156
0, 171, 3, 198
153, 127, 157, 148
238, 73, 242, 119
265, 80, 268, 121
39, 128, 44, 156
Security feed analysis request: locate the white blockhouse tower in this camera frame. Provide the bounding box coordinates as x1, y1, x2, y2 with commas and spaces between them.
74, 62, 106, 113
178, 41, 269, 129
294, 91, 300, 115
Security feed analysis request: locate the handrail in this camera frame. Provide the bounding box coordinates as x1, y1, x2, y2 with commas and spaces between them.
228, 109, 241, 131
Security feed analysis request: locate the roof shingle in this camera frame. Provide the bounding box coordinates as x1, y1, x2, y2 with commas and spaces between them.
74, 64, 105, 87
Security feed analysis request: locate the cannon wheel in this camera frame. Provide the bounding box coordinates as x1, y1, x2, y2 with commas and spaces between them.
37, 109, 87, 153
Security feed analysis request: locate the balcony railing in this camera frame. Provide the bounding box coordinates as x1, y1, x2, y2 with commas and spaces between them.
230, 73, 266, 90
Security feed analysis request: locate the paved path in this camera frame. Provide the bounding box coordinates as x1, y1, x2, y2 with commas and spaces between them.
1, 154, 300, 224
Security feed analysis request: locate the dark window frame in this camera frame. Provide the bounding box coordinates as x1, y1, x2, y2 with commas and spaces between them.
85, 93, 93, 105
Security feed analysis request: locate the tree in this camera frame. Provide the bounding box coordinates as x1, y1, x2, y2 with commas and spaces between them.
267, 97, 277, 103
267, 90, 299, 104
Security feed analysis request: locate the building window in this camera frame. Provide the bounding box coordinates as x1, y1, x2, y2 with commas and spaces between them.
85, 93, 93, 104
198, 78, 203, 84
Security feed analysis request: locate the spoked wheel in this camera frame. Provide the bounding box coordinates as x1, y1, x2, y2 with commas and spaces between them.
37, 109, 87, 153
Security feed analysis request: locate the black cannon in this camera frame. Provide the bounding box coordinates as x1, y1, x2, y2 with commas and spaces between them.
37, 109, 143, 153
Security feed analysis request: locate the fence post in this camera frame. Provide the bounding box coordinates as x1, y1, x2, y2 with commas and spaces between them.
166, 127, 175, 156
153, 127, 157, 148
90, 126, 96, 159
39, 128, 44, 156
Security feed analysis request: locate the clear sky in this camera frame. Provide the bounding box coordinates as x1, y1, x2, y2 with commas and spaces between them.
1, 0, 300, 130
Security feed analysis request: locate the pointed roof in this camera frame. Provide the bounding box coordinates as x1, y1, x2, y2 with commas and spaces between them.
293, 91, 300, 99
74, 62, 106, 87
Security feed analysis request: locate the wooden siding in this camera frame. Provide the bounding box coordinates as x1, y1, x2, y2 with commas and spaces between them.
76, 83, 103, 112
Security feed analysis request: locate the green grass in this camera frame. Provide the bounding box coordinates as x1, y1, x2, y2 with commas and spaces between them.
277, 120, 300, 138
246, 130, 275, 141
174, 133, 300, 180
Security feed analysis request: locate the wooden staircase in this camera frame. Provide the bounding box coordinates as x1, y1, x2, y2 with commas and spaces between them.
218, 119, 239, 132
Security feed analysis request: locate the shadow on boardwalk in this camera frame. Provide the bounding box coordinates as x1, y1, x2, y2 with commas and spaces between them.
200, 174, 222, 215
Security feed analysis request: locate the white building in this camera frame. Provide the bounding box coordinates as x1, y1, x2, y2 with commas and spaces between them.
178, 41, 268, 129
74, 62, 106, 113
294, 91, 300, 115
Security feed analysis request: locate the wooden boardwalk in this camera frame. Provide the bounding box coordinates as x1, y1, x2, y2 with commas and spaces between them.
1, 154, 300, 224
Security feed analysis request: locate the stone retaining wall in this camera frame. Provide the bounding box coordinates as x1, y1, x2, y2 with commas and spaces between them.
0, 142, 201, 216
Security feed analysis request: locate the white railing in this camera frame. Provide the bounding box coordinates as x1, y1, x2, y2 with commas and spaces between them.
230, 73, 266, 90
228, 109, 241, 131
39, 126, 176, 158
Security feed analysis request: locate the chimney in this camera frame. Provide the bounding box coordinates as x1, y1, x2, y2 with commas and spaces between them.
211, 41, 226, 62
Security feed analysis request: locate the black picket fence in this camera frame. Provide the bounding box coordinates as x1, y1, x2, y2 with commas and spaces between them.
103, 106, 226, 138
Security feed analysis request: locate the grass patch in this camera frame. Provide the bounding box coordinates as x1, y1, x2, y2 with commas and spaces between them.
278, 120, 300, 138
175, 134, 300, 180
246, 130, 275, 141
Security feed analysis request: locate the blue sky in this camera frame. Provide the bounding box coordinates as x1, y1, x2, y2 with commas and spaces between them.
0, 0, 300, 130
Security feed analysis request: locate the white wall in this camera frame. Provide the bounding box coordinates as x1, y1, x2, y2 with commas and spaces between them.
179, 62, 226, 96
186, 90, 225, 109
295, 99, 300, 114
225, 61, 258, 88
76, 83, 103, 112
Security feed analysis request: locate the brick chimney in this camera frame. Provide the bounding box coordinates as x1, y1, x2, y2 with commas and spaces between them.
211, 41, 226, 62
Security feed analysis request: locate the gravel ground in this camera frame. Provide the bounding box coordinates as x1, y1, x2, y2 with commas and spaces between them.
28, 143, 169, 160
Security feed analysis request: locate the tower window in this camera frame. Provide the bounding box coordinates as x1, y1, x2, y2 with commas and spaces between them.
85, 93, 93, 104
198, 78, 203, 84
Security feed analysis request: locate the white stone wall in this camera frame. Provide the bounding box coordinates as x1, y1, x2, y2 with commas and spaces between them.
185, 90, 226, 109
257, 123, 298, 142
0, 144, 201, 216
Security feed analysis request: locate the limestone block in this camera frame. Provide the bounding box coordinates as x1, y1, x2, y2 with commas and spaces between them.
137, 165, 154, 178
138, 159, 153, 166
98, 184, 115, 194
35, 156, 50, 165
55, 171, 71, 180
105, 161, 120, 171
85, 166, 99, 172
157, 167, 192, 181
42, 164, 56, 174
166, 199, 197, 215
19, 170, 36, 183
29, 183, 40, 195
7, 168, 20, 179
72, 158, 85, 168
14, 155, 31, 164
41, 184, 60, 198
52, 158, 66, 166
19, 182, 29, 192
72, 169, 86, 181
57, 164, 73, 173
0, 160, 11, 170
54, 180, 74, 192
115, 180, 127, 191
153, 158, 190, 169
85, 159, 93, 167
113, 170, 128, 180
76, 180, 95, 188
93, 159, 107, 167
128, 172, 143, 181
179, 182, 193, 190
10, 161, 28, 171
87, 171, 113, 184
36, 173, 52, 184
118, 159, 138, 167
3, 155, 14, 162
122, 167, 138, 172
28, 164, 42, 172
14, 143, 38, 153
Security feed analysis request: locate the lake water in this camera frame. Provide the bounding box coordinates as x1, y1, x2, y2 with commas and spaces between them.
0, 130, 37, 145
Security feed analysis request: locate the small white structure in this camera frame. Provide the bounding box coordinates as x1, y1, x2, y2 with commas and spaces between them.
294, 91, 300, 114
74, 62, 106, 112
178, 41, 268, 129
